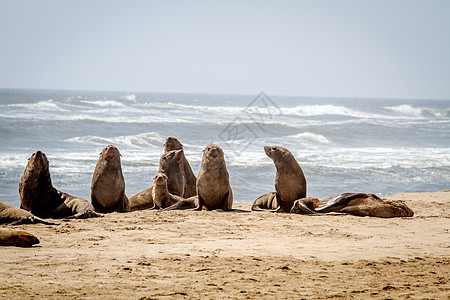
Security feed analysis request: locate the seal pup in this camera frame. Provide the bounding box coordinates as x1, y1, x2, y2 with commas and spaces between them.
290, 193, 414, 218
19, 151, 101, 219
264, 146, 307, 212
0, 229, 40, 247
194, 144, 233, 211
150, 173, 187, 209
0, 201, 58, 225
251, 192, 279, 211
164, 137, 197, 197
91, 145, 130, 213
158, 149, 186, 197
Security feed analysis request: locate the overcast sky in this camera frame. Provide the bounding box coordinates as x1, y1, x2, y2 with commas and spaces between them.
0, 0, 449, 99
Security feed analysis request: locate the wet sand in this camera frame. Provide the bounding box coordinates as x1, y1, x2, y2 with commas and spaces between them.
1, 191, 449, 299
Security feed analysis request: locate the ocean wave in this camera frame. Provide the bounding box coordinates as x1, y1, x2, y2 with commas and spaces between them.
81, 100, 127, 107
287, 132, 331, 144
7, 100, 69, 112
384, 105, 450, 117
66, 132, 165, 149
282, 104, 367, 118
121, 94, 136, 102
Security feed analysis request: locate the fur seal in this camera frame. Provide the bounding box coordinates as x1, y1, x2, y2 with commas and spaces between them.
158, 149, 186, 197
264, 146, 307, 212
19, 151, 101, 219
0, 229, 40, 247
91, 145, 130, 213
150, 173, 186, 209
0, 201, 58, 225
128, 186, 154, 211
251, 192, 279, 211
290, 193, 414, 218
164, 137, 197, 197
194, 144, 233, 211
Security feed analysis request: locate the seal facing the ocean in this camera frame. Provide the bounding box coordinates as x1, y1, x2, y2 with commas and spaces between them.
91, 145, 130, 213
164, 137, 197, 197
0, 229, 40, 247
263, 146, 307, 212
19, 151, 101, 219
194, 144, 233, 211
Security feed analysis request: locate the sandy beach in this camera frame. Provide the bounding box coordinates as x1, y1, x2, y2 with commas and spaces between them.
1, 191, 448, 299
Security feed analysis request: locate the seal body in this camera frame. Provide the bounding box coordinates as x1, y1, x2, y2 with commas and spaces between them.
251, 192, 279, 211
0, 201, 58, 225
158, 149, 186, 197
164, 137, 197, 197
195, 144, 233, 211
129, 186, 154, 211
91, 145, 130, 213
19, 151, 100, 219
290, 193, 414, 218
0, 229, 40, 247
264, 146, 306, 212
151, 173, 185, 209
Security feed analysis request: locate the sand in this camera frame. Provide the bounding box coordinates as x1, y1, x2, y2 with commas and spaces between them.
1, 191, 449, 299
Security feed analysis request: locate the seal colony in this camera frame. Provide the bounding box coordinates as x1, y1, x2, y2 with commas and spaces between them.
1, 139, 416, 247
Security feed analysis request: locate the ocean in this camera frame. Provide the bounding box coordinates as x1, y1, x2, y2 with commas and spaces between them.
0, 89, 449, 207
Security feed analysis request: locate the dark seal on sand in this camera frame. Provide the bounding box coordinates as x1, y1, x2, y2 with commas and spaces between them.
158, 149, 186, 197
91, 145, 130, 213
194, 144, 233, 211
19, 151, 101, 219
164, 137, 197, 197
263, 146, 307, 212
0, 201, 58, 225
0, 229, 40, 247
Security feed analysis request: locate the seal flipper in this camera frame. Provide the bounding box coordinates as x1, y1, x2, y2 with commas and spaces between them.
117, 194, 131, 212
10, 216, 59, 226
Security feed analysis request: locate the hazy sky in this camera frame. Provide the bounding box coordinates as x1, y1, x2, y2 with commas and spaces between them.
1, 0, 449, 99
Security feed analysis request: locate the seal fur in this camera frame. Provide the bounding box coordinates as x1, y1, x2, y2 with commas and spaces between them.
158, 149, 186, 197
0, 229, 40, 247
150, 173, 185, 209
194, 144, 233, 211
91, 145, 130, 213
164, 137, 197, 197
19, 151, 101, 219
0, 201, 58, 225
263, 146, 306, 212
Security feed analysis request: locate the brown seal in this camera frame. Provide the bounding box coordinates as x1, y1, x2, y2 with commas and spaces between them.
158, 149, 186, 197
263, 146, 307, 212
0, 229, 40, 247
194, 144, 233, 211
290, 193, 414, 218
164, 137, 197, 197
91, 145, 130, 213
128, 186, 154, 211
150, 173, 186, 209
251, 192, 279, 211
19, 151, 101, 219
0, 201, 58, 225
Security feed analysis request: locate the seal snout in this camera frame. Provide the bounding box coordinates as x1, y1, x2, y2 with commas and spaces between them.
103, 145, 120, 160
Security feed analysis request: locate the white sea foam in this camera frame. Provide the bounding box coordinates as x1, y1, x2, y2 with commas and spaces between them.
81, 100, 127, 107
287, 132, 331, 144
66, 132, 165, 149
282, 104, 366, 118
7, 100, 68, 112
384, 105, 450, 118
121, 94, 136, 102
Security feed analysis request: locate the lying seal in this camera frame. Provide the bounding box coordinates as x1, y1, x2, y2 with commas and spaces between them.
91, 145, 130, 213
263, 146, 307, 212
0, 229, 40, 247
19, 151, 101, 219
158, 149, 186, 197
164, 137, 197, 197
150, 173, 186, 209
0, 201, 58, 225
129, 186, 154, 211
251, 192, 279, 211
194, 144, 233, 211
290, 193, 414, 218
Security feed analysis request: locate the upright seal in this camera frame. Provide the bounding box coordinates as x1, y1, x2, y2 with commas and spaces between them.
19, 151, 101, 219
91, 145, 130, 213
263, 146, 306, 212
194, 144, 233, 211
164, 137, 197, 197
158, 149, 186, 197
